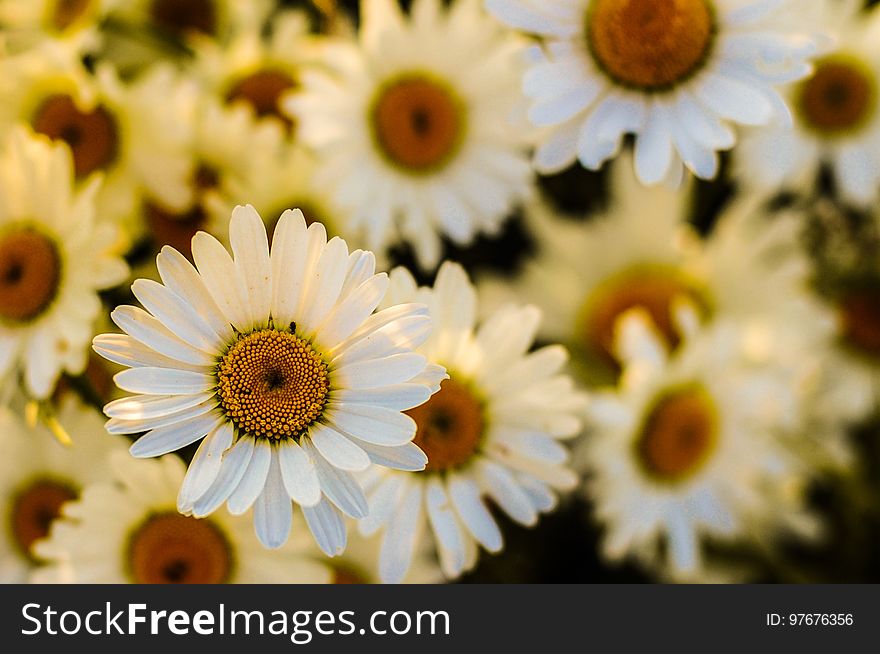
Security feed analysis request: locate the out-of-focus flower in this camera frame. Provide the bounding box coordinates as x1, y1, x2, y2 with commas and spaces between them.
360, 262, 584, 583
288, 0, 534, 268
93, 205, 442, 553
109, 0, 262, 43
485, 0, 822, 185
736, 0, 880, 206
0, 397, 125, 583
33, 452, 332, 583
0, 0, 119, 54
0, 127, 128, 399
0, 46, 193, 240
581, 310, 821, 581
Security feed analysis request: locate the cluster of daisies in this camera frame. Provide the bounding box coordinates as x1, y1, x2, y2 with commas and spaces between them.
0, 0, 879, 585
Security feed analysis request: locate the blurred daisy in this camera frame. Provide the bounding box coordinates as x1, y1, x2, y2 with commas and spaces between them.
581, 311, 820, 580
0, 398, 124, 582
33, 453, 332, 583
0, 127, 128, 400
189, 8, 321, 132
93, 205, 440, 552
288, 0, 533, 268
0, 47, 193, 237
109, 0, 258, 42
737, 1, 880, 206
486, 0, 821, 184
0, 0, 118, 54
360, 262, 584, 583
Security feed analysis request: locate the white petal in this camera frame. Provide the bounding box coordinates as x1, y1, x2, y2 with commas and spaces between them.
92, 334, 205, 372
448, 473, 503, 552
227, 439, 273, 514
379, 481, 423, 584
178, 424, 234, 512
425, 477, 466, 576
332, 353, 427, 389
129, 412, 222, 458
315, 274, 389, 349
191, 231, 252, 332
349, 439, 427, 472
302, 497, 347, 556
230, 205, 272, 330
105, 399, 215, 434
299, 237, 350, 335
112, 306, 215, 367
304, 440, 368, 518
326, 404, 416, 447
131, 279, 222, 353
269, 209, 309, 327
476, 459, 538, 526
113, 367, 215, 395
191, 437, 255, 517
360, 475, 406, 537
331, 384, 431, 412
104, 393, 213, 420
253, 449, 293, 548
277, 440, 322, 507
310, 423, 370, 471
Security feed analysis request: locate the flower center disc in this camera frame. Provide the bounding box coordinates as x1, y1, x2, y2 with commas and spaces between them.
407, 378, 484, 473
583, 265, 708, 365
32, 94, 118, 178
333, 565, 368, 584
227, 70, 297, 129
371, 76, 465, 173
128, 512, 232, 584
588, 0, 715, 90
217, 329, 330, 440
0, 229, 62, 323
150, 0, 217, 37
636, 386, 718, 482
797, 56, 877, 136
50, 0, 91, 31
145, 165, 219, 255
10, 479, 77, 561
839, 288, 880, 357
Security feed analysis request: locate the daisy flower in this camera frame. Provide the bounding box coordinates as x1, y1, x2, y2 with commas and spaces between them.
108, 0, 259, 42
0, 127, 128, 400
33, 453, 332, 583
485, 0, 822, 185
287, 0, 534, 269
0, 46, 193, 239
93, 205, 442, 553
0, 0, 119, 54
360, 262, 585, 583
581, 310, 821, 580
0, 397, 125, 583
736, 0, 880, 206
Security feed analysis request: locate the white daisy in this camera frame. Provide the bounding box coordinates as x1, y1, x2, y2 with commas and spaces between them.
360, 262, 584, 583
93, 205, 442, 553
0, 397, 125, 583
581, 310, 821, 580
287, 0, 534, 269
33, 452, 332, 583
0, 0, 118, 54
485, 0, 822, 184
0, 126, 128, 400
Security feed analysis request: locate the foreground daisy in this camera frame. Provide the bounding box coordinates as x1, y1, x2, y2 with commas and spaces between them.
0, 127, 128, 399
736, 0, 880, 206
0, 398, 124, 583
360, 262, 584, 582
93, 205, 441, 553
485, 0, 821, 184
33, 453, 332, 583
287, 0, 533, 268
581, 311, 821, 580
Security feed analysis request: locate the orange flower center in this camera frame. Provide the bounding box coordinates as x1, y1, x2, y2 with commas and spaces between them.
217, 329, 330, 440
582, 264, 709, 366
0, 228, 62, 324
587, 0, 715, 90
32, 94, 118, 178
226, 69, 297, 130
636, 386, 718, 482
407, 378, 484, 473
797, 56, 877, 136
370, 75, 465, 173
10, 479, 77, 561
150, 0, 217, 37
128, 512, 232, 584
333, 565, 369, 584
50, 0, 91, 31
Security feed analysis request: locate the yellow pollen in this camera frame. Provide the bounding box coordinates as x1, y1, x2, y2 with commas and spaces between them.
797, 56, 877, 136
32, 94, 118, 178
11, 479, 77, 562
0, 228, 62, 324
407, 378, 484, 473
217, 329, 330, 440
587, 0, 715, 90
128, 512, 232, 584
370, 75, 465, 173
150, 0, 217, 37
636, 385, 718, 482
226, 69, 297, 130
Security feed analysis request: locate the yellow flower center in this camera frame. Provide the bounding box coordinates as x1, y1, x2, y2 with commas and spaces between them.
407, 378, 484, 473
0, 228, 62, 324
370, 75, 466, 173
150, 0, 217, 37
10, 479, 77, 562
582, 264, 709, 367
32, 94, 118, 179
796, 56, 877, 137
226, 69, 297, 130
839, 288, 880, 357
636, 385, 718, 482
128, 512, 232, 584
49, 0, 92, 31
217, 329, 330, 440
587, 0, 715, 90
